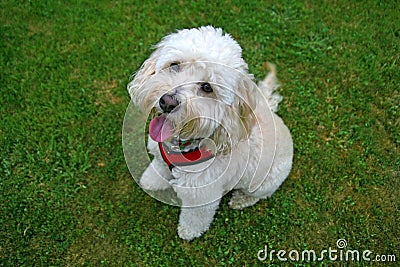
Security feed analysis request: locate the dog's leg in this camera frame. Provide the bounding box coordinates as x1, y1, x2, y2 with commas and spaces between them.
177, 199, 220, 241
171, 173, 223, 240
140, 159, 172, 191
228, 190, 260, 210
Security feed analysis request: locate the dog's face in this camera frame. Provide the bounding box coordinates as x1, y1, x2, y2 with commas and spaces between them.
128, 26, 257, 152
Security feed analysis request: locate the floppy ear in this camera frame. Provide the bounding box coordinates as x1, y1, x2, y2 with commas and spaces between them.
211, 74, 257, 154
237, 76, 257, 139
127, 49, 160, 108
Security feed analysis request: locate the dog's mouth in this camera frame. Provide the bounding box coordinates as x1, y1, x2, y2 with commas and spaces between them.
149, 114, 174, 142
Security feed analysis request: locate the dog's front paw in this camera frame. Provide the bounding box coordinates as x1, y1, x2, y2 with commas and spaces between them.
176, 202, 220, 241
177, 224, 203, 241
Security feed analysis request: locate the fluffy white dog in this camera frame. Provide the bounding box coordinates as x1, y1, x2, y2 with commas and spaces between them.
127, 26, 293, 240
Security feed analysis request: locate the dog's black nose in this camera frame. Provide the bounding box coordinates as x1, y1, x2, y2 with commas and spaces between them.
159, 94, 179, 113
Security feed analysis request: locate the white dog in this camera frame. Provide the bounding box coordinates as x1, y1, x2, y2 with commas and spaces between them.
127, 26, 293, 240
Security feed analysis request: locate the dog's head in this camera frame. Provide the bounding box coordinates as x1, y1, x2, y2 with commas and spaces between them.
128, 26, 257, 153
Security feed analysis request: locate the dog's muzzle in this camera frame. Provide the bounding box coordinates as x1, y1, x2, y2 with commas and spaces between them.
159, 94, 179, 113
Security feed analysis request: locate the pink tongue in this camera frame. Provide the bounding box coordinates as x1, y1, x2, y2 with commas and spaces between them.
149, 115, 173, 142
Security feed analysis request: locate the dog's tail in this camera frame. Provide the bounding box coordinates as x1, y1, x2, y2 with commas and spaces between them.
257, 63, 282, 112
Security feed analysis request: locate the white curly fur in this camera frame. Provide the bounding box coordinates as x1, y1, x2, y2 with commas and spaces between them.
127, 26, 293, 240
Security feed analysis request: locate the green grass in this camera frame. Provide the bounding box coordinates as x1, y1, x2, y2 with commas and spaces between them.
1, 0, 398, 266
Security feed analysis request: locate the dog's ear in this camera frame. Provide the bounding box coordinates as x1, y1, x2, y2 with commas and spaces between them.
211, 73, 257, 154
127, 49, 160, 108
237, 76, 257, 139
231, 61, 257, 141
237, 64, 281, 138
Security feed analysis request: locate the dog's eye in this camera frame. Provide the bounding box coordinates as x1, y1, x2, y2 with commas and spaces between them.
200, 82, 213, 93
169, 62, 180, 72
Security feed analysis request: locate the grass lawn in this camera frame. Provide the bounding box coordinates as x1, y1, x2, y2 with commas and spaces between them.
1, 0, 398, 266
